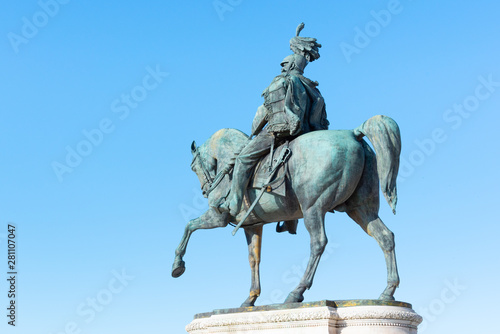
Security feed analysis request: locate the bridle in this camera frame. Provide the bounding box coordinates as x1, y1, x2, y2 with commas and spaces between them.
191, 141, 232, 198
191, 142, 214, 195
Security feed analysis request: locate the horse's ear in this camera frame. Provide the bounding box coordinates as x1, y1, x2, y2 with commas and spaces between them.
191, 141, 197, 154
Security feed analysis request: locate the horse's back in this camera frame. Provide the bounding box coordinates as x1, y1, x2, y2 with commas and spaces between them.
291, 130, 365, 171
296, 129, 363, 151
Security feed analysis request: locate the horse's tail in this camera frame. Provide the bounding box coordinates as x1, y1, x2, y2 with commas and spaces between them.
353, 115, 401, 214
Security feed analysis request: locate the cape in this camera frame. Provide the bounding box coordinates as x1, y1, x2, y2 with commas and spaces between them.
293, 73, 329, 133
253, 73, 330, 137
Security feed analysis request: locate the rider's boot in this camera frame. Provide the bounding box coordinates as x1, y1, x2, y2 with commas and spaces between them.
219, 179, 245, 216
219, 191, 243, 217
218, 130, 272, 216
218, 163, 252, 216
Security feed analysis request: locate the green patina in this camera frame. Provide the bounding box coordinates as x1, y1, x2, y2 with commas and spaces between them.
172, 22, 404, 308
194, 299, 412, 319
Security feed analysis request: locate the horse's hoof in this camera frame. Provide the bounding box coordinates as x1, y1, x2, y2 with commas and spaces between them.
284, 292, 304, 304
172, 259, 185, 278
379, 293, 395, 301
241, 296, 257, 308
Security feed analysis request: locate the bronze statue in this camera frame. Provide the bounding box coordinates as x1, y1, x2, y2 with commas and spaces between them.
218, 23, 328, 222
172, 24, 402, 307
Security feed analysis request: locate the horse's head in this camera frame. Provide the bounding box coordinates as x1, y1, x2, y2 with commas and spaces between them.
190, 129, 249, 199
190, 141, 216, 198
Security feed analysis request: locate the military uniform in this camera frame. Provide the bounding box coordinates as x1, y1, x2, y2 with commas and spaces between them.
222, 67, 329, 217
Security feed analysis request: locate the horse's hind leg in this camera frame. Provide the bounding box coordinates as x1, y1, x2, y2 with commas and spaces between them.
241, 225, 263, 307
347, 208, 400, 300
285, 208, 327, 303
172, 208, 230, 278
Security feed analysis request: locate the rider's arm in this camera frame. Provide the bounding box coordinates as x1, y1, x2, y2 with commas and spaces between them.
251, 105, 268, 136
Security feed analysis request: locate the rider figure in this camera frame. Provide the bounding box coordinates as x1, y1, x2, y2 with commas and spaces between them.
219, 24, 329, 217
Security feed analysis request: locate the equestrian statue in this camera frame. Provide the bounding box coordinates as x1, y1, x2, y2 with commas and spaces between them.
172, 23, 402, 307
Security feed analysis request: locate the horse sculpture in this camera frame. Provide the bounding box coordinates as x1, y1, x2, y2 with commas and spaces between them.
172, 115, 402, 307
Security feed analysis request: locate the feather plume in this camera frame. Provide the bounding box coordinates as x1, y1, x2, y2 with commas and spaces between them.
289, 23, 321, 62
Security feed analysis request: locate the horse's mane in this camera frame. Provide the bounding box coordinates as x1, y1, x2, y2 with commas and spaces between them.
200, 128, 249, 166
213, 128, 249, 141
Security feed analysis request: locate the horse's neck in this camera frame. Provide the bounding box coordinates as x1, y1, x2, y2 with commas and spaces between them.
210, 129, 248, 170
203, 129, 249, 206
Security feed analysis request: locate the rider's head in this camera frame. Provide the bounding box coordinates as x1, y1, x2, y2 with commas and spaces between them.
281, 54, 307, 75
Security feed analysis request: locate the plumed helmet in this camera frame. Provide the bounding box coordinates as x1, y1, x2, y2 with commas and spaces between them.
289, 23, 322, 62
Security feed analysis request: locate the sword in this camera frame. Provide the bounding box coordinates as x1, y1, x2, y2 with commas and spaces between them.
232, 147, 291, 236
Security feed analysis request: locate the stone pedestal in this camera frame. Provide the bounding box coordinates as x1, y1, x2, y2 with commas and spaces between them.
186, 300, 422, 334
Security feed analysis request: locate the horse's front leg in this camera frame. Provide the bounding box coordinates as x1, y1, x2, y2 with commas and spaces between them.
241, 225, 263, 307
172, 208, 230, 278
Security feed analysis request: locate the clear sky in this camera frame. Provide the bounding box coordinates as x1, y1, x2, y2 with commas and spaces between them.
1, 0, 499, 333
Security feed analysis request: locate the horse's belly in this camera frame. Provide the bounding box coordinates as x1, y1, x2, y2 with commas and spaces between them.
249, 189, 302, 223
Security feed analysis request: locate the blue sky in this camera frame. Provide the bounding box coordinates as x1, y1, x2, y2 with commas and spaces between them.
1, 0, 499, 333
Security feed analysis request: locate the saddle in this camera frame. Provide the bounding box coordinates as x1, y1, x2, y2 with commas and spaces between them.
245, 142, 298, 234
248, 143, 290, 197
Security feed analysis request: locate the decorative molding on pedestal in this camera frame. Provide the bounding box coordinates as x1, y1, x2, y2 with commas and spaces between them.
186, 300, 423, 333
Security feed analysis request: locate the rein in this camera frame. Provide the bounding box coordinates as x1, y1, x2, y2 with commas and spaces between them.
205, 164, 233, 197
191, 143, 232, 197
191, 149, 213, 186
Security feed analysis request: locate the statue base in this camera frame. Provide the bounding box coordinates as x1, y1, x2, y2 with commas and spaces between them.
186, 300, 422, 334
